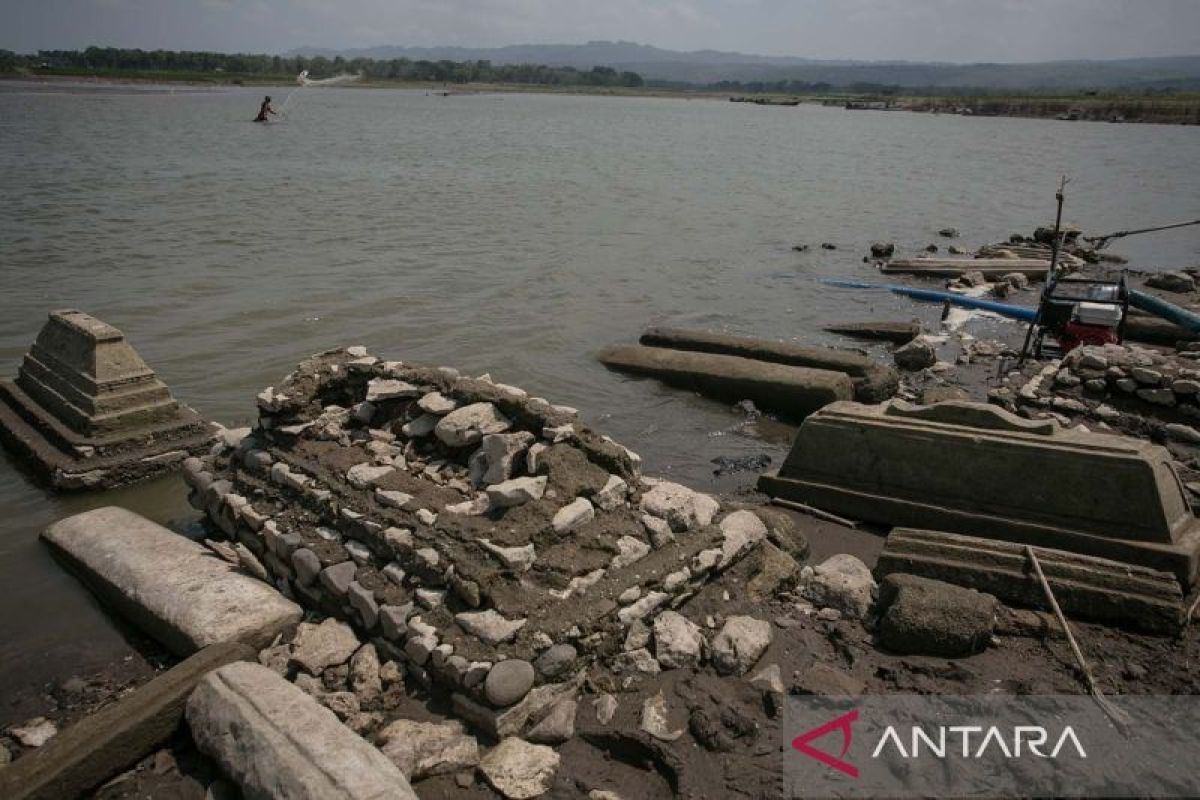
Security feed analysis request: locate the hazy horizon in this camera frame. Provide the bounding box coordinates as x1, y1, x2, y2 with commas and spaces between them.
2, 0, 1199, 64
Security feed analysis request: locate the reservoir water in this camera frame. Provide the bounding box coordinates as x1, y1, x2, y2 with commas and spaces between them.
1, 81, 1198, 720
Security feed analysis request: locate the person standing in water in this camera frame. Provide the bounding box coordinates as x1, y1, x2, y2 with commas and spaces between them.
254, 95, 277, 122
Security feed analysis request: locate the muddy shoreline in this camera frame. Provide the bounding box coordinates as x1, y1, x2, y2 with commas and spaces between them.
6, 235, 1200, 797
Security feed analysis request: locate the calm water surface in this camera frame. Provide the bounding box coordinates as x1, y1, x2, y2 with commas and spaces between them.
1, 81, 1198, 718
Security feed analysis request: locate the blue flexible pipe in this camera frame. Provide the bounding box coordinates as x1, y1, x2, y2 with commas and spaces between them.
1129, 289, 1200, 334
823, 279, 1039, 322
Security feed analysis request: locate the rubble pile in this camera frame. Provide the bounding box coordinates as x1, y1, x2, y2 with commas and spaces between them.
990, 342, 1200, 448
180, 346, 799, 793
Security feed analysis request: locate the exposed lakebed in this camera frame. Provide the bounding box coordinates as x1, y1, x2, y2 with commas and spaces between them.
0, 81, 1198, 722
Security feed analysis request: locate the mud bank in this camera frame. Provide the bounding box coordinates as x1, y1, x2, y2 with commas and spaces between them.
25, 340, 1190, 799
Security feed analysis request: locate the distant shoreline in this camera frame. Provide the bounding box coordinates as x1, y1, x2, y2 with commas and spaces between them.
3, 71, 1197, 125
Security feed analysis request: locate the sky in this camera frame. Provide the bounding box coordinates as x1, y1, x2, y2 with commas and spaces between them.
2, 0, 1199, 63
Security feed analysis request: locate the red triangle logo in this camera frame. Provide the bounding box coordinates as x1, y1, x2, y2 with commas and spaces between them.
791, 709, 860, 778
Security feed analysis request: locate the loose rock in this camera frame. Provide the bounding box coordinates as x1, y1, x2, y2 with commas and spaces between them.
485, 660, 536, 707
291, 618, 361, 675
653, 610, 705, 669
640, 481, 719, 532
526, 699, 577, 745
479, 738, 559, 800
798, 554, 876, 619
894, 337, 937, 371
10, 717, 57, 748
640, 691, 683, 741
552, 497, 595, 534
456, 609, 528, 646
710, 616, 772, 675
378, 718, 480, 781
487, 476, 548, 509
534, 644, 577, 679
435, 403, 512, 447
1146, 272, 1196, 293
876, 573, 997, 657
349, 643, 382, 700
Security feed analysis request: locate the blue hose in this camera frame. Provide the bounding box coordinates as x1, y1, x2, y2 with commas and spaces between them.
1129, 289, 1200, 334
823, 279, 1038, 322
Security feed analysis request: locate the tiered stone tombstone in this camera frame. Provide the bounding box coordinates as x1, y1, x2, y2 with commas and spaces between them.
0, 309, 213, 489
760, 399, 1200, 588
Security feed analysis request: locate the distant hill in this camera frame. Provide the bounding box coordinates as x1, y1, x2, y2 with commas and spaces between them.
288, 41, 1200, 90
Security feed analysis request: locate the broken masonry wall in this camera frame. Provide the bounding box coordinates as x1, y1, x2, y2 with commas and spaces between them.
182, 346, 769, 735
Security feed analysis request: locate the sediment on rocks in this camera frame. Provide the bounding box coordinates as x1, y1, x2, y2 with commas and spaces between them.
636, 326, 899, 402
0, 643, 254, 800
154, 328, 1200, 798
597, 343, 854, 418
0, 309, 214, 490
172, 345, 825, 796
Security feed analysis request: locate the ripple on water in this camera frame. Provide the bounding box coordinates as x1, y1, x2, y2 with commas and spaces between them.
1, 87, 1198, 698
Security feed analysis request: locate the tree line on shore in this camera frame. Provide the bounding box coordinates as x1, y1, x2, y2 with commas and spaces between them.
0, 47, 645, 87
675, 77, 1191, 98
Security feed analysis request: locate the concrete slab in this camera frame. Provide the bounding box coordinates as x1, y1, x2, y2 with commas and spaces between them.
876, 528, 1185, 634
42, 507, 302, 656
597, 344, 853, 419
187, 661, 418, 800
760, 400, 1200, 585
823, 320, 921, 345
881, 258, 1056, 279
638, 326, 898, 402
0, 642, 254, 800
0, 310, 213, 490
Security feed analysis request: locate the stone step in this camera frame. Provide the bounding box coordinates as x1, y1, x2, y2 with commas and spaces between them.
876, 527, 1185, 634
19, 352, 171, 418
17, 367, 180, 437
760, 399, 1200, 586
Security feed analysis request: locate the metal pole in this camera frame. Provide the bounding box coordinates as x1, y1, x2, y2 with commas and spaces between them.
1018, 177, 1068, 363
1048, 175, 1068, 279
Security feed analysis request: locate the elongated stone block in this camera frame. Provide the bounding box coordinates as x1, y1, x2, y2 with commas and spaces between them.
881, 257, 1054, 279
759, 400, 1200, 585
42, 507, 302, 656
876, 528, 1185, 635
0, 642, 254, 800
187, 661, 418, 800
0, 309, 213, 490
638, 326, 897, 402
598, 344, 853, 419
823, 320, 921, 345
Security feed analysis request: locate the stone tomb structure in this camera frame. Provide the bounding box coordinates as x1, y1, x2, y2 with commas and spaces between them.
182, 346, 783, 744
759, 399, 1200, 587
0, 310, 213, 489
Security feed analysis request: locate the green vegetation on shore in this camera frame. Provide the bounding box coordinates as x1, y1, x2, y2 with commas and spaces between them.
904, 93, 1200, 124
3, 46, 1196, 124
0, 46, 644, 88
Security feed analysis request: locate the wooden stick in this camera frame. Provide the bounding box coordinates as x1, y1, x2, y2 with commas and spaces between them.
769, 498, 858, 528
1025, 545, 1131, 734
1185, 592, 1200, 628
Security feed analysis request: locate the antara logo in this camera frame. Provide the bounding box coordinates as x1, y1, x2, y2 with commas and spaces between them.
791, 709, 860, 778
792, 709, 1087, 778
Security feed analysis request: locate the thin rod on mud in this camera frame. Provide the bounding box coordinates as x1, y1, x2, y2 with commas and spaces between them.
1025, 545, 1131, 735
769, 497, 858, 528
